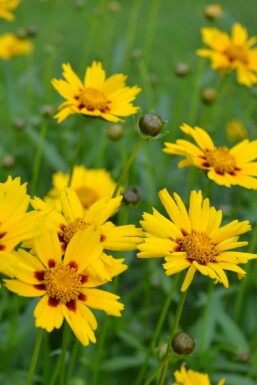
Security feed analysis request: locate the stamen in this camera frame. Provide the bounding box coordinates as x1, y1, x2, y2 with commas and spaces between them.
205, 146, 237, 174
75, 87, 110, 112
226, 44, 248, 64
59, 218, 89, 244
179, 230, 218, 264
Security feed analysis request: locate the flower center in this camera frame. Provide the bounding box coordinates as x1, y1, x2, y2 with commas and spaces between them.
205, 146, 237, 173
76, 87, 110, 112
226, 44, 248, 64
43, 264, 82, 303
75, 187, 99, 209
60, 218, 89, 244
179, 230, 218, 264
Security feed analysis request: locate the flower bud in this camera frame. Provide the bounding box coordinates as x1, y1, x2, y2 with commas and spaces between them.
171, 332, 195, 355
204, 4, 223, 20
13, 118, 26, 130
175, 62, 190, 77
27, 25, 38, 37
201, 87, 217, 104
40, 104, 55, 118
123, 187, 140, 206
2, 154, 15, 169
107, 124, 123, 141
107, 1, 121, 12
139, 113, 165, 137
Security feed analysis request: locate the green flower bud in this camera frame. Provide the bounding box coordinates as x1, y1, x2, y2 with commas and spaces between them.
175, 62, 191, 77
139, 113, 165, 137
107, 124, 123, 141
123, 187, 140, 206
171, 332, 195, 355
201, 87, 217, 104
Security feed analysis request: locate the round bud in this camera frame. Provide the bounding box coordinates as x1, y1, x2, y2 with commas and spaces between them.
16, 28, 27, 39
40, 104, 55, 117
2, 154, 16, 169
13, 118, 26, 130
123, 188, 140, 206
201, 87, 217, 104
235, 349, 250, 363
27, 25, 38, 37
107, 1, 121, 12
139, 113, 164, 137
204, 4, 223, 20
175, 62, 190, 77
171, 332, 195, 355
107, 124, 123, 141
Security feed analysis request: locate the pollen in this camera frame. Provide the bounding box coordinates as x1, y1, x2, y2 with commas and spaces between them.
60, 218, 89, 244
226, 44, 248, 64
179, 230, 218, 264
43, 263, 82, 304
75, 186, 99, 209
76, 87, 110, 112
205, 146, 237, 173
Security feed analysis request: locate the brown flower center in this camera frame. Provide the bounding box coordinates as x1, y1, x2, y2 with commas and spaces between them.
60, 218, 89, 244
76, 87, 110, 112
179, 230, 218, 264
205, 146, 237, 173
75, 187, 98, 209
43, 264, 82, 303
226, 44, 248, 64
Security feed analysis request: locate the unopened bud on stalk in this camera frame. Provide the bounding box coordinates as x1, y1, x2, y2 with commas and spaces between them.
13, 118, 26, 130
41, 104, 55, 118
204, 4, 223, 20
123, 187, 140, 206
201, 87, 217, 104
27, 25, 38, 37
171, 332, 195, 355
107, 124, 123, 141
139, 113, 165, 137
2, 154, 16, 169
175, 62, 190, 77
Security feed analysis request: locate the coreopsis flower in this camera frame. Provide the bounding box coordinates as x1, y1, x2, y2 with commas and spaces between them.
163, 123, 257, 189
196, 23, 257, 86
51, 61, 141, 123
173, 365, 225, 385
226, 119, 247, 141
31, 188, 143, 280
0, 0, 20, 21
0, 176, 37, 275
0, 33, 33, 60
4, 227, 124, 346
45, 165, 119, 209
137, 188, 256, 292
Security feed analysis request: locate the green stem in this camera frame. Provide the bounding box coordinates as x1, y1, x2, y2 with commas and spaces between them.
30, 123, 48, 196
59, 322, 71, 385
92, 316, 109, 385
135, 275, 179, 385
68, 124, 86, 187
112, 138, 144, 197
199, 281, 214, 353
26, 328, 44, 385
157, 290, 187, 385
187, 58, 205, 125
66, 339, 81, 384
143, 0, 161, 65
143, 354, 172, 385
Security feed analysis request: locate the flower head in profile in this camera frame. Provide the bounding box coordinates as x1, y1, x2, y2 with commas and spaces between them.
0, 33, 33, 60
0, 0, 20, 21
173, 365, 225, 385
45, 165, 119, 209
196, 23, 257, 86
0, 176, 38, 275
163, 123, 257, 189
51, 61, 141, 123
137, 188, 256, 292
4, 227, 124, 346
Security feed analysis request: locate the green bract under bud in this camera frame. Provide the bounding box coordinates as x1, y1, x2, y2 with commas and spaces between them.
139, 113, 164, 137
171, 332, 195, 355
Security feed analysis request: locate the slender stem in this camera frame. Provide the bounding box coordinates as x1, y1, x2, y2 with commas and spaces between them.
92, 316, 109, 385
135, 274, 179, 385
66, 339, 81, 384
68, 123, 86, 187
143, 354, 172, 385
187, 58, 205, 125
59, 322, 71, 385
112, 138, 144, 197
199, 281, 214, 353
143, 0, 161, 65
157, 290, 187, 385
30, 123, 48, 196
26, 328, 44, 385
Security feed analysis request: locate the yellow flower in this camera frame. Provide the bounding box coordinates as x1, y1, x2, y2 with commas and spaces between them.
31, 188, 143, 280
51, 61, 141, 123
137, 188, 256, 292
196, 23, 257, 86
226, 119, 247, 141
163, 123, 257, 189
4, 227, 124, 346
0, 0, 20, 21
45, 165, 119, 209
173, 365, 225, 385
0, 33, 33, 60
0, 176, 38, 275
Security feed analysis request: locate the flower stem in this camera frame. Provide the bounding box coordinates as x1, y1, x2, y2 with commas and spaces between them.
187, 58, 205, 125
30, 123, 48, 196
59, 322, 71, 385
112, 138, 144, 197
68, 123, 86, 187
26, 328, 44, 385
135, 274, 179, 385
157, 290, 187, 385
